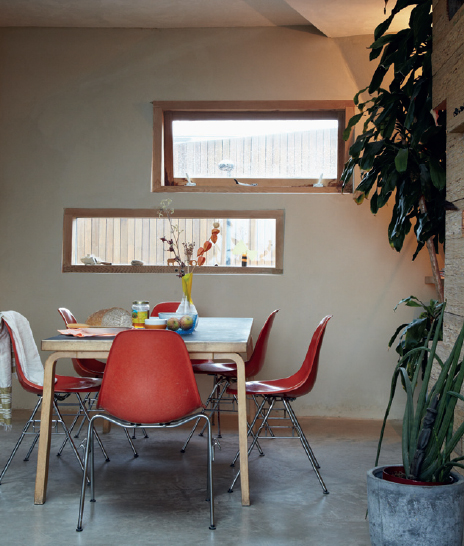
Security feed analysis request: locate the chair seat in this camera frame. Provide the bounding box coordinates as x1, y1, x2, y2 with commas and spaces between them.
191, 360, 236, 376
54, 375, 102, 393
227, 376, 303, 397
77, 358, 106, 375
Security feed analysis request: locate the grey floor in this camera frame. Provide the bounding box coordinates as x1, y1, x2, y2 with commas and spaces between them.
0, 409, 402, 545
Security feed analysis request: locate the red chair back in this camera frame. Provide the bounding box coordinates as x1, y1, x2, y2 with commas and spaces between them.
4, 322, 42, 395
245, 309, 279, 377
150, 302, 179, 317
98, 329, 204, 423
57, 308, 105, 377
290, 315, 332, 397
58, 307, 76, 325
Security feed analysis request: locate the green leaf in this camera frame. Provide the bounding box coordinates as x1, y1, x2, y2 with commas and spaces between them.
343, 113, 363, 141
395, 148, 409, 172
429, 157, 446, 190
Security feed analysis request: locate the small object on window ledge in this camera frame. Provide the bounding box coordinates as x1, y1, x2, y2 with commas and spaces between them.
185, 173, 196, 186
81, 254, 98, 265
131, 260, 144, 266
234, 179, 258, 187
313, 173, 324, 187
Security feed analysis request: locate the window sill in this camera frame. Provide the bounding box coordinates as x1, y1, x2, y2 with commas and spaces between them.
62, 265, 283, 275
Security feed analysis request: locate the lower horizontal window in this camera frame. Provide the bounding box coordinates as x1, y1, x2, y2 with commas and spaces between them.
62, 208, 284, 274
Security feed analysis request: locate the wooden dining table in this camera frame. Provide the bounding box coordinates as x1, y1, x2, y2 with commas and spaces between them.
36, 317, 254, 507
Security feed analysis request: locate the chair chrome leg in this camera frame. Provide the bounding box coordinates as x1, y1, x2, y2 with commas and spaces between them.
284, 401, 321, 468
282, 399, 328, 494
124, 428, 138, 458
228, 398, 275, 493
77, 417, 96, 531
23, 433, 40, 461
181, 379, 229, 453
53, 401, 85, 472
75, 394, 110, 462
0, 397, 42, 484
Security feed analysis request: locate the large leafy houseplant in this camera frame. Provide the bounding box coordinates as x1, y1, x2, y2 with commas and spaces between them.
377, 303, 464, 483
389, 295, 443, 382
341, 0, 446, 301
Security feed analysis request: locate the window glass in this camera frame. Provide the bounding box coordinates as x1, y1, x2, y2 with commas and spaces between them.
172, 119, 338, 180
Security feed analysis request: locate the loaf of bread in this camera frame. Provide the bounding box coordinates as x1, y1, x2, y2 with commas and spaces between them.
85, 307, 132, 328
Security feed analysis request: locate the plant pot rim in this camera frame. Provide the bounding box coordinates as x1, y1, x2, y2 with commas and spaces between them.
368, 465, 464, 488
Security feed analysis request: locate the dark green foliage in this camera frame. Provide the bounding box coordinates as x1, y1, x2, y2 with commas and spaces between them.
376, 303, 464, 483
341, 0, 446, 260
389, 296, 444, 382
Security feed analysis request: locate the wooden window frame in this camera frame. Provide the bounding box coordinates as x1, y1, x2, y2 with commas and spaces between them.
62, 208, 284, 274
152, 100, 355, 194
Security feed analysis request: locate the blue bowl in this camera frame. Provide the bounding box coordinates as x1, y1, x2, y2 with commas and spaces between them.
158, 312, 199, 335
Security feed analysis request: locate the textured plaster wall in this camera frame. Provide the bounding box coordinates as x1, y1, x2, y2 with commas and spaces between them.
0, 26, 438, 417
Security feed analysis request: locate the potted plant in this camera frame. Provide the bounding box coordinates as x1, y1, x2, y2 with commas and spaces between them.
368, 303, 464, 545
340, 0, 447, 302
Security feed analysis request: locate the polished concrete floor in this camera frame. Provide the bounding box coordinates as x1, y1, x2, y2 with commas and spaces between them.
0, 410, 403, 545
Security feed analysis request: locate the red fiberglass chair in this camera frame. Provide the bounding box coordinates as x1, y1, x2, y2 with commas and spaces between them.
58, 308, 106, 377
0, 317, 105, 484
227, 315, 332, 495
180, 309, 279, 453
150, 302, 179, 316
76, 329, 215, 532
58, 307, 146, 453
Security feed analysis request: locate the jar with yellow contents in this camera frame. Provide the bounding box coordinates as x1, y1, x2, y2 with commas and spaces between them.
132, 301, 150, 328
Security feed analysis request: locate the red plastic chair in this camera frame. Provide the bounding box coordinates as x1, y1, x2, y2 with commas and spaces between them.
150, 301, 179, 316
180, 309, 279, 452
0, 318, 106, 484
58, 307, 147, 453
58, 308, 106, 377
76, 329, 215, 532
227, 315, 332, 494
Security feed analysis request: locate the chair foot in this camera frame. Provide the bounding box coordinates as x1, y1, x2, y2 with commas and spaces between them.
56, 453, 61, 457
259, 453, 265, 457
105, 458, 110, 462
209, 525, 216, 531
228, 488, 233, 493
230, 463, 235, 467
180, 449, 185, 453
217, 434, 222, 438
323, 490, 330, 495
134, 453, 139, 458
90, 498, 96, 502
76, 527, 83, 532
198, 433, 204, 437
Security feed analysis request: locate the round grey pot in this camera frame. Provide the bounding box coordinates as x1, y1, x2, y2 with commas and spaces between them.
367, 465, 464, 546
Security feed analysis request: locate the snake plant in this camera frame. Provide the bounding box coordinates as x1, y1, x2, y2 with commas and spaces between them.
376, 303, 464, 482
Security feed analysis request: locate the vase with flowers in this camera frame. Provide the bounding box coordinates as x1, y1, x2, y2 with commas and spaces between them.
158, 199, 220, 332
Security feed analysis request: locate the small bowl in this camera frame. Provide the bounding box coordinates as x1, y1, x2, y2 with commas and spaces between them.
144, 317, 167, 330
158, 312, 198, 335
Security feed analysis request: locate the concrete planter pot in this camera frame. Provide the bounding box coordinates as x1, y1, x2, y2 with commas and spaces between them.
367, 465, 464, 546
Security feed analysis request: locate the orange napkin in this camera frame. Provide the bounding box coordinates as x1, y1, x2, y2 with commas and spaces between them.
58, 329, 118, 337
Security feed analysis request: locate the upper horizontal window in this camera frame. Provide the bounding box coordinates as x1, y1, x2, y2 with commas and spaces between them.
152, 101, 355, 193
62, 208, 284, 275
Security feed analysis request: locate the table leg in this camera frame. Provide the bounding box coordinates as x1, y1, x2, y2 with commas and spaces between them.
34, 353, 59, 504
226, 353, 250, 506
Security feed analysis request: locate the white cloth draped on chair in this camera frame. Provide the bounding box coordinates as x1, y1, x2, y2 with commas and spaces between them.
0, 311, 45, 430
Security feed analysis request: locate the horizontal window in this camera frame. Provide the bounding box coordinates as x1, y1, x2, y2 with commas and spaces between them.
62, 208, 284, 274
152, 101, 355, 193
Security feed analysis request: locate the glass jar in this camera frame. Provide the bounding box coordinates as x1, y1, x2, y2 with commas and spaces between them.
132, 301, 150, 328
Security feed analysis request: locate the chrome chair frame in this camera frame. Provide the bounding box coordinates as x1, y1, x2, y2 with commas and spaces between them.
77, 412, 215, 532
228, 395, 328, 495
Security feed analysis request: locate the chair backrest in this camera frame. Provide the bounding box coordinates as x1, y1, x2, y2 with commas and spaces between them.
288, 315, 332, 398
244, 309, 279, 377
98, 329, 204, 423
4, 322, 42, 395
57, 307, 103, 378
150, 302, 179, 317
58, 307, 77, 325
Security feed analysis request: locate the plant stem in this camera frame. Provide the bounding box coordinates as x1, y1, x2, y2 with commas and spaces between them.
419, 196, 444, 303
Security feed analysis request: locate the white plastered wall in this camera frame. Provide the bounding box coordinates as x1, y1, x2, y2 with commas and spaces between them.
0, 26, 440, 417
